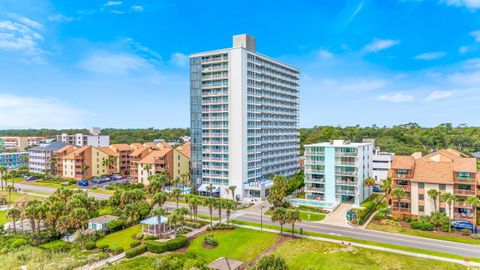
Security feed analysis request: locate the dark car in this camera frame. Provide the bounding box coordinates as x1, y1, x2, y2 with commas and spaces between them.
372, 186, 381, 193
26, 176, 40, 181
77, 180, 89, 187
111, 175, 122, 180
451, 220, 475, 232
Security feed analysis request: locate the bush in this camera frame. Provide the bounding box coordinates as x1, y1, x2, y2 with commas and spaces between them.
107, 219, 125, 232
96, 243, 110, 252
373, 212, 384, 221
135, 233, 144, 240
125, 244, 147, 258
130, 240, 141, 248
471, 234, 480, 240
144, 235, 158, 240
10, 238, 28, 248
178, 228, 192, 234
85, 241, 96, 250
146, 240, 166, 254
185, 221, 202, 229
410, 220, 434, 231
403, 217, 412, 223
112, 246, 124, 254
206, 224, 235, 231
461, 228, 472, 236
440, 224, 451, 232
204, 235, 218, 247
165, 236, 188, 251
39, 240, 71, 252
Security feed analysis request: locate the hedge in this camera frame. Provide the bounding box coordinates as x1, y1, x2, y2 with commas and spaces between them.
112, 246, 124, 254
125, 244, 147, 258
85, 241, 96, 250
146, 240, 166, 254
144, 235, 158, 240
96, 243, 110, 252
146, 236, 189, 254
410, 220, 434, 231
130, 240, 141, 248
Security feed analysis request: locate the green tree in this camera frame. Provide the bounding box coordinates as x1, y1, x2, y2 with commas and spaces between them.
427, 189, 439, 212
267, 175, 289, 208
227, 185, 237, 202
204, 197, 216, 227
440, 192, 458, 232
255, 254, 288, 270
151, 191, 167, 208
7, 208, 21, 233
214, 199, 224, 224
80, 164, 89, 179
363, 177, 376, 189
70, 207, 89, 233
287, 209, 301, 237
0, 166, 7, 191
6, 185, 14, 205
170, 188, 183, 209
48, 157, 57, 176
271, 207, 288, 235
224, 200, 235, 226
143, 164, 152, 178
391, 187, 406, 212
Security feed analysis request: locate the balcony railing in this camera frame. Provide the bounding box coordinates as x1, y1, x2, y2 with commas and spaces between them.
454, 177, 475, 183
393, 207, 411, 213
454, 189, 476, 196
455, 202, 473, 208
336, 181, 358, 185
393, 184, 411, 191
336, 189, 356, 195
305, 160, 324, 165
453, 213, 474, 219
305, 151, 325, 156
335, 170, 357, 176
305, 178, 325, 184
335, 161, 357, 166
305, 186, 325, 192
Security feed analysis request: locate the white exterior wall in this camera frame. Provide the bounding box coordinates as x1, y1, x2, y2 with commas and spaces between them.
411, 182, 419, 216
86, 135, 110, 147
372, 152, 394, 183
29, 150, 49, 173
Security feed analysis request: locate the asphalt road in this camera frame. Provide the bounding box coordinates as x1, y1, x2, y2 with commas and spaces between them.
17, 183, 480, 258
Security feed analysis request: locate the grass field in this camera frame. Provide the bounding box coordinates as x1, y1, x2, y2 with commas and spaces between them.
187, 227, 279, 263
96, 224, 141, 250
264, 209, 326, 222
0, 210, 9, 225
197, 213, 220, 221
274, 238, 467, 270
107, 255, 157, 270
27, 180, 77, 189
367, 222, 480, 245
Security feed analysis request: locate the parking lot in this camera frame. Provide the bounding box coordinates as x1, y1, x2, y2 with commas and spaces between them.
78, 175, 132, 189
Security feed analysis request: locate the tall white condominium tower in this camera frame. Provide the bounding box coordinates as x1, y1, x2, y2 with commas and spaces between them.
190, 34, 300, 200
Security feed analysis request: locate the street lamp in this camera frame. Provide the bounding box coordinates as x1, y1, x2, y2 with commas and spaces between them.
260, 206, 264, 231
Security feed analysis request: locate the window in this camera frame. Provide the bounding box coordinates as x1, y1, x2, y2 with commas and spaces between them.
439, 184, 446, 190
419, 206, 424, 212
418, 183, 424, 189
397, 169, 409, 174
419, 194, 424, 200
440, 207, 445, 213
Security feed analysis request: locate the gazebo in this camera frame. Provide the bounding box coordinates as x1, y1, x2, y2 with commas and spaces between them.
208, 257, 244, 270
140, 215, 169, 237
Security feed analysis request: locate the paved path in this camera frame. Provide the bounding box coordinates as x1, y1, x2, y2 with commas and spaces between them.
20, 183, 480, 260
321, 203, 353, 227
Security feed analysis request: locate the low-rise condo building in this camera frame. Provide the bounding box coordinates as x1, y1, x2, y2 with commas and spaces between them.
389, 149, 479, 225
173, 141, 191, 181
0, 136, 46, 151
0, 151, 28, 169
28, 142, 69, 173
109, 144, 134, 176
56, 129, 109, 147
303, 140, 373, 207
137, 148, 174, 185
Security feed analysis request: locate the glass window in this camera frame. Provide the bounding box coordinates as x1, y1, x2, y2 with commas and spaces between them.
440, 207, 445, 213
419, 194, 424, 200
418, 183, 424, 189
439, 184, 446, 190
419, 206, 424, 212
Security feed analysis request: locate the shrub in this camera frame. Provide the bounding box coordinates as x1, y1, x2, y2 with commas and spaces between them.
10, 238, 28, 248
96, 243, 110, 252
185, 221, 202, 229
461, 228, 472, 236
135, 233, 144, 240
39, 240, 71, 252
144, 235, 158, 240
206, 224, 235, 231
178, 228, 192, 234
403, 217, 412, 223
471, 234, 480, 240
165, 236, 188, 251
85, 241, 96, 250
410, 220, 434, 231
130, 240, 141, 248
373, 212, 384, 221
125, 244, 147, 258
107, 219, 125, 232
440, 224, 451, 232
105, 184, 114, 190
112, 246, 124, 254
146, 240, 166, 254
204, 235, 218, 247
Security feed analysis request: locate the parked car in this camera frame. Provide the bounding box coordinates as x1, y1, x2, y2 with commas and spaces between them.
77, 180, 89, 187
451, 220, 475, 232
25, 176, 40, 181
372, 186, 381, 192
111, 174, 122, 180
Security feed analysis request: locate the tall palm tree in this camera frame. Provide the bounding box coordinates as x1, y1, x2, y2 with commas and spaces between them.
224, 200, 235, 226
170, 188, 182, 209
287, 209, 301, 237
427, 189, 439, 212
150, 207, 167, 238
56, 216, 71, 242
228, 185, 237, 202
0, 169, 7, 191
381, 177, 392, 196
7, 208, 21, 233
206, 183, 215, 197
6, 185, 14, 205
80, 164, 89, 179
21, 155, 29, 167
271, 207, 288, 235
189, 196, 200, 221
24, 201, 40, 234
441, 192, 458, 232
214, 199, 224, 224
391, 187, 406, 212
173, 207, 190, 231
180, 172, 190, 194
143, 164, 152, 178
151, 192, 167, 208
204, 197, 216, 227
364, 177, 376, 189
70, 207, 89, 233
48, 157, 57, 176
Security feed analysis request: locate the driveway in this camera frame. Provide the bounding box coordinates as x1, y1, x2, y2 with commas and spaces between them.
321, 203, 353, 227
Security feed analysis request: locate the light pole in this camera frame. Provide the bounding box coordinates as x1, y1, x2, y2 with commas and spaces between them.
260, 206, 264, 231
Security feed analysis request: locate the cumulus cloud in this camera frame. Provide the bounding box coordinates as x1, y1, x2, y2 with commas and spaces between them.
0, 16, 45, 62
78, 51, 154, 76
377, 93, 414, 103
440, 0, 480, 10
316, 49, 334, 59
363, 38, 400, 53
413, 51, 446, 60
424, 90, 452, 101
0, 94, 87, 129
131, 5, 144, 12
170, 52, 189, 67
104, 1, 122, 7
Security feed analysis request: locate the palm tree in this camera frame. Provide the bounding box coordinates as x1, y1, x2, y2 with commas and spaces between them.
271, 207, 288, 235
151, 192, 167, 208
391, 187, 406, 212
255, 254, 288, 270
143, 164, 152, 178
174, 207, 190, 231
228, 185, 237, 202
24, 201, 40, 234
225, 200, 235, 226
70, 207, 89, 233
206, 183, 215, 197
364, 177, 376, 189
427, 189, 439, 212
150, 207, 167, 238
21, 155, 29, 167
48, 157, 57, 176
214, 199, 224, 224
56, 216, 71, 242
441, 192, 458, 232
204, 197, 216, 227
0, 170, 7, 191
287, 209, 301, 237
189, 196, 200, 221
381, 177, 392, 195
168, 212, 181, 237
7, 208, 21, 233
467, 196, 480, 210
180, 172, 190, 193
170, 188, 182, 209
80, 164, 89, 179
6, 185, 14, 204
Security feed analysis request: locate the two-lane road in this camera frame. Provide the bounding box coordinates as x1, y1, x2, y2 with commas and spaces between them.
17, 182, 480, 258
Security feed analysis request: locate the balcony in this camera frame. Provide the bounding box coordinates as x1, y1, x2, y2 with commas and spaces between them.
305, 169, 325, 174
393, 184, 411, 191
394, 174, 412, 179
335, 170, 357, 176
335, 152, 357, 157
336, 180, 358, 185
335, 161, 357, 166
454, 177, 475, 183
336, 189, 356, 195
454, 189, 476, 196
305, 186, 325, 192
305, 177, 325, 184
305, 151, 325, 156
393, 207, 411, 213
453, 213, 474, 220
455, 201, 473, 208
305, 160, 324, 165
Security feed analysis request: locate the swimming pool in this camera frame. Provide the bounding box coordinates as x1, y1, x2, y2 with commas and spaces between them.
289, 199, 337, 211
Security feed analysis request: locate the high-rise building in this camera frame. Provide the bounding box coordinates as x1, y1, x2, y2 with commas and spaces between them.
190, 34, 300, 200
303, 140, 373, 207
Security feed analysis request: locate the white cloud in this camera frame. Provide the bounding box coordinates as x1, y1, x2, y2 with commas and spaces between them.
170, 52, 189, 67
79, 51, 154, 76
471, 29, 480, 42
104, 1, 122, 7
48, 14, 74, 23
424, 90, 452, 101
0, 19, 43, 55
7, 13, 42, 30
0, 94, 87, 129
413, 51, 446, 60
440, 0, 480, 10
131, 5, 144, 12
363, 38, 400, 53
377, 93, 414, 103
110, 10, 125, 14
316, 49, 334, 59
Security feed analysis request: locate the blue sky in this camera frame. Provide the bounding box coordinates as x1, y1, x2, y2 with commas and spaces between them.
0, 0, 479, 129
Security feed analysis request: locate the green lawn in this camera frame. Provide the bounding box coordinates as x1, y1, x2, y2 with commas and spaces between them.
197, 214, 220, 221
367, 222, 480, 245
11, 177, 25, 183
264, 209, 326, 222
27, 180, 77, 189
96, 224, 141, 250
274, 238, 467, 270
187, 227, 279, 263
0, 210, 9, 225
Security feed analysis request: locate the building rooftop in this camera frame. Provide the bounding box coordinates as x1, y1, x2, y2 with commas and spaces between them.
110, 144, 133, 152
88, 215, 118, 224
139, 148, 172, 164
175, 141, 191, 159
306, 140, 372, 147
208, 257, 244, 270
29, 142, 69, 152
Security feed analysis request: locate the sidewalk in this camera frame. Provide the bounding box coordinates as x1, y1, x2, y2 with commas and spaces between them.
235, 224, 480, 268
321, 203, 353, 227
